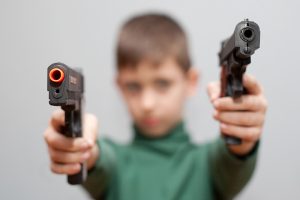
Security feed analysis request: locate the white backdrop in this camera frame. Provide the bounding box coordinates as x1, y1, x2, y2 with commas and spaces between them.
0, 0, 299, 199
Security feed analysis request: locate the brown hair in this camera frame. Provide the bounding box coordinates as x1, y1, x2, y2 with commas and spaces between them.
116, 13, 191, 71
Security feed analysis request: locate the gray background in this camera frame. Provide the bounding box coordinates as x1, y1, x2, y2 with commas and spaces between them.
0, 0, 299, 199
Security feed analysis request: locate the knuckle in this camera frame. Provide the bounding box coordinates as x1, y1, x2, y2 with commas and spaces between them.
49, 150, 60, 162
220, 124, 227, 133
255, 128, 262, 137
207, 82, 215, 90
50, 163, 61, 174
67, 142, 75, 152
245, 131, 256, 141
46, 134, 58, 147
49, 115, 56, 127
69, 164, 80, 175
250, 75, 257, 84
215, 111, 222, 121
252, 129, 260, 141
50, 109, 64, 127
207, 82, 219, 94
255, 96, 267, 111
43, 129, 50, 142
247, 73, 255, 80
51, 163, 77, 175
65, 138, 78, 151
245, 128, 261, 141
45, 133, 54, 145
262, 98, 268, 112
70, 139, 82, 151
247, 97, 257, 110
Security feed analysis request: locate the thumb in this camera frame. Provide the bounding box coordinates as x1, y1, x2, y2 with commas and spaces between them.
207, 81, 221, 102
82, 113, 99, 146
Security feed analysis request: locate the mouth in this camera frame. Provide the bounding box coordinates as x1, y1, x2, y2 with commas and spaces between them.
142, 117, 160, 127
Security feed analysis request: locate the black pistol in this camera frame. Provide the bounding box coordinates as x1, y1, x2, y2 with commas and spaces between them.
47, 62, 86, 184
218, 19, 260, 145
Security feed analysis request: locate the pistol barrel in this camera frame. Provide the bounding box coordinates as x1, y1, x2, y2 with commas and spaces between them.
49, 68, 65, 83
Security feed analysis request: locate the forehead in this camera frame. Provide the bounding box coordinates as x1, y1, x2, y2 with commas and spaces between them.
117, 59, 185, 82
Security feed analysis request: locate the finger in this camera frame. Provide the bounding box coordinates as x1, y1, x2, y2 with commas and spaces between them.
48, 147, 91, 164
243, 74, 263, 95
50, 162, 81, 175
220, 123, 262, 142
207, 81, 221, 102
214, 111, 264, 127
50, 109, 65, 131
213, 95, 267, 112
44, 128, 92, 152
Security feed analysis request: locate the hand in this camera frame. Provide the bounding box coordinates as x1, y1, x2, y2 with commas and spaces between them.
207, 74, 268, 156
44, 109, 99, 175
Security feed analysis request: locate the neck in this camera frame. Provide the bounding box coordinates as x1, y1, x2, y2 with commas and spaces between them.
132, 121, 190, 156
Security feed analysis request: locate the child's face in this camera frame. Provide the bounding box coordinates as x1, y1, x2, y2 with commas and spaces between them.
117, 58, 198, 137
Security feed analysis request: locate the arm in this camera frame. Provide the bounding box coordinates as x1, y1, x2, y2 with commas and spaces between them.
207, 136, 259, 200
82, 138, 117, 199
218, 19, 260, 145
43, 110, 112, 198
207, 74, 267, 155
207, 74, 267, 199
47, 63, 86, 184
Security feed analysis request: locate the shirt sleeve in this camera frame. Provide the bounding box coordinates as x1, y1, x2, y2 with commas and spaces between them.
207, 137, 259, 200
81, 138, 117, 199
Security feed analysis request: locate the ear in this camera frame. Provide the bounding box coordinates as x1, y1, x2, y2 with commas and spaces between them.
186, 67, 200, 97
115, 73, 123, 92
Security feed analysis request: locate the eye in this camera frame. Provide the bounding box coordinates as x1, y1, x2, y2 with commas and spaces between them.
155, 79, 171, 90
125, 82, 141, 93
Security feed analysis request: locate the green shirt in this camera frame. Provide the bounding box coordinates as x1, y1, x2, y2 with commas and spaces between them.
82, 122, 258, 200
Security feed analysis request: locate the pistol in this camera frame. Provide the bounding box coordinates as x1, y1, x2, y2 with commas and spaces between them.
47, 62, 86, 184
218, 19, 260, 145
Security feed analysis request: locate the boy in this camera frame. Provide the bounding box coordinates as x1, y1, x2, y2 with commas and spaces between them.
44, 13, 267, 200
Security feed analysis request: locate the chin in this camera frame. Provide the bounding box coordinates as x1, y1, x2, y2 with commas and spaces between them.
139, 124, 170, 138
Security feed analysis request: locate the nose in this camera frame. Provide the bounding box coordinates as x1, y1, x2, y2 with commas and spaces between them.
140, 90, 156, 113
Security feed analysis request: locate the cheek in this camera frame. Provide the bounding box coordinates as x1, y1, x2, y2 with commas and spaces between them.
124, 96, 140, 117
160, 84, 186, 115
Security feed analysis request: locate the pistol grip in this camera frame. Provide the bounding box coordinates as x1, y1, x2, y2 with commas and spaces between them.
63, 108, 87, 184
223, 135, 242, 145
67, 163, 87, 185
